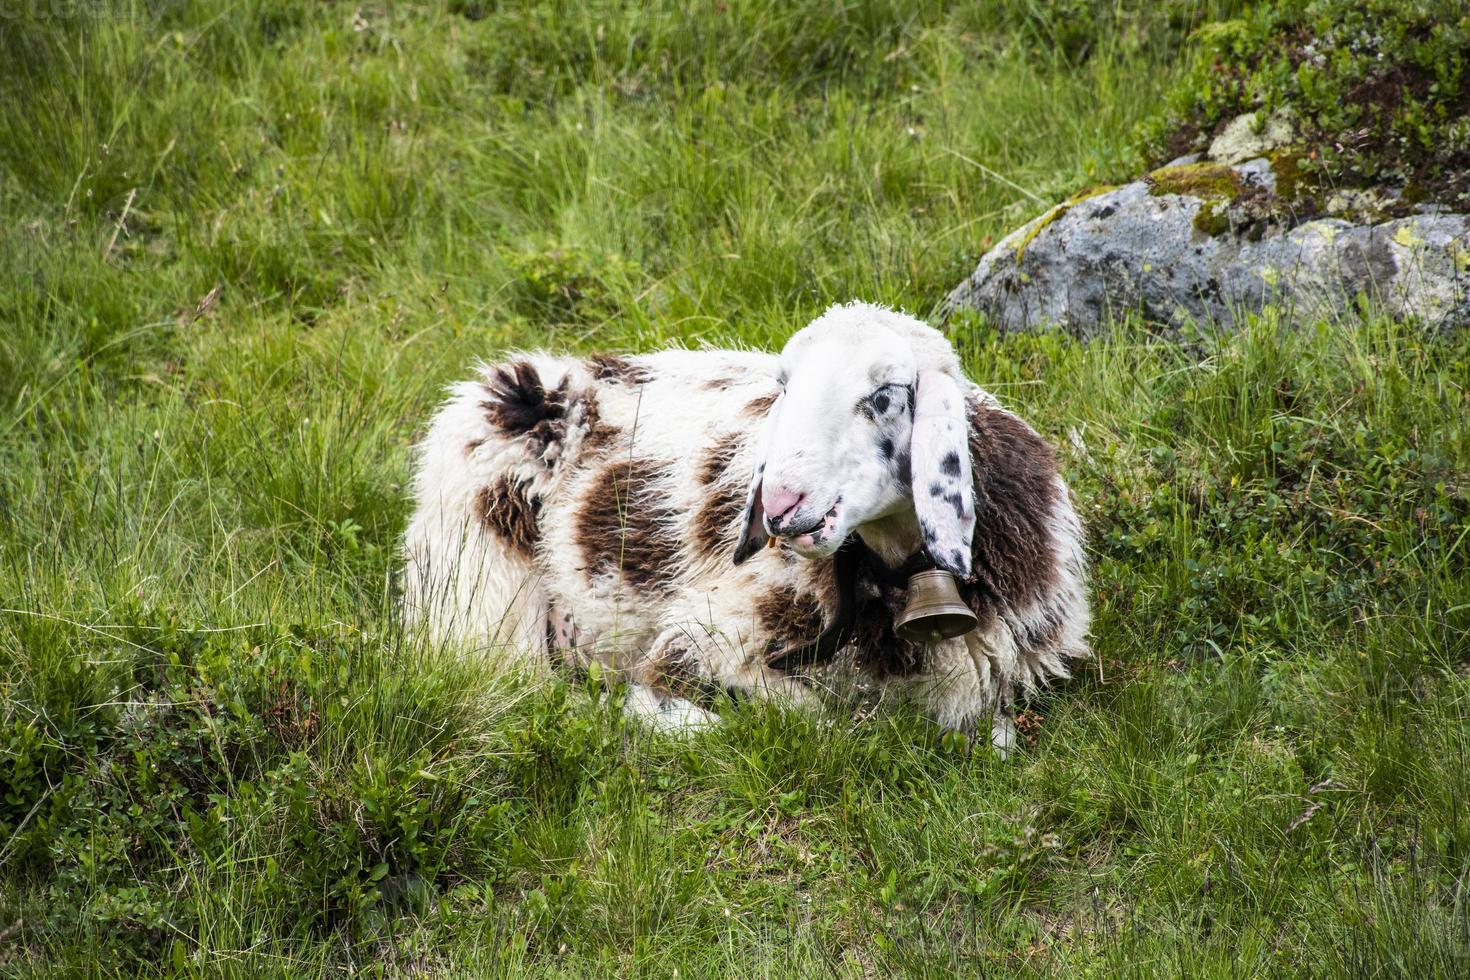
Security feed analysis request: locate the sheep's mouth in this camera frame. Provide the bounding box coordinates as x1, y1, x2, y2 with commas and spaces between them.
780, 500, 842, 556
776, 515, 826, 538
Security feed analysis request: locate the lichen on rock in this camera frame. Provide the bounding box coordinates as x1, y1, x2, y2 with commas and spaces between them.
943, 161, 1470, 336
1207, 109, 1297, 166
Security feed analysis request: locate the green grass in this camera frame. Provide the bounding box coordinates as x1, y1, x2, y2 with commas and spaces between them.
2, 1, 1467, 976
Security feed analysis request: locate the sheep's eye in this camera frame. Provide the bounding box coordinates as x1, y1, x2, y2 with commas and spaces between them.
858, 382, 905, 423
867, 383, 905, 417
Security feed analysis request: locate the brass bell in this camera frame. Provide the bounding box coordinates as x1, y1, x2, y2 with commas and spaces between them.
894, 569, 978, 643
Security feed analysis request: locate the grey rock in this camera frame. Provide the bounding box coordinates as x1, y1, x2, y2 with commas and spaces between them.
944, 159, 1470, 335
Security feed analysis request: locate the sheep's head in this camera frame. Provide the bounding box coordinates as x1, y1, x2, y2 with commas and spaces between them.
733, 303, 976, 576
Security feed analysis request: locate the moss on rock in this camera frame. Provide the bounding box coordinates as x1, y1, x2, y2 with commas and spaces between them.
1145, 162, 1243, 201
1267, 149, 1308, 200
1193, 200, 1232, 236
1066, 184, 1120, 205
1013, 204, 1068, 263
1143, 163, 1258, 237
1013, 184, 1120, 262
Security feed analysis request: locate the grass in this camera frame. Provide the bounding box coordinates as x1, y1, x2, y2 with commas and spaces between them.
1, 1, 1467, 975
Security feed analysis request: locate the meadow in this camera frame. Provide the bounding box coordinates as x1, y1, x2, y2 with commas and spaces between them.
1, 1, 1467, 975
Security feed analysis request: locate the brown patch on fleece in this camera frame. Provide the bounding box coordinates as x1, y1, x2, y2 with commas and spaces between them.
575, 457, 682, 592
575, 390, 622, 457
691, 483, 745, 558
962, 400, 1061, 611
474, 478, 539, 559
688, 432, 746, 556
743, 391, 778, 418
697, 431, 742, 487
587, 353, 652, 386
480, 360, 569, 461
757, 586, 828, 663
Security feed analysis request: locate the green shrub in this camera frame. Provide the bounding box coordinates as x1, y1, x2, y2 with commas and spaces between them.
0, 615, 515, 959
1141, 0, 1470, 209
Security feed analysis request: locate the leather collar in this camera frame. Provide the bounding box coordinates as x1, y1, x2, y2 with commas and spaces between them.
765, 537, 935, 672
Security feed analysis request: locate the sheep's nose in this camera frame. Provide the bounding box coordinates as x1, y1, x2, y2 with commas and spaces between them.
763, 486, 806, 532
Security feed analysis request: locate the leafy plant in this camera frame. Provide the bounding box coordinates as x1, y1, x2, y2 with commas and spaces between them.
1141, 0, 1470, 208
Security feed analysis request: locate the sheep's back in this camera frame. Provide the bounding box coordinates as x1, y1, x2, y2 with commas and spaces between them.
526, 349, 820, 645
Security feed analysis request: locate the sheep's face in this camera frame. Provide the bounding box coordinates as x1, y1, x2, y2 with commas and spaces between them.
733, 304, 977, 577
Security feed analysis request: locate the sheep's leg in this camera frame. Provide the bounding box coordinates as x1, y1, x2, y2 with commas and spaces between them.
622, 682, 717, 734
876, 627, 1019, 756
660, 623, 822, 711
962, 630, 1018, 758
622, 625, 823, 732
621, 629, 723, 734
716, 659, 822, 710
888, 628, 1012, 752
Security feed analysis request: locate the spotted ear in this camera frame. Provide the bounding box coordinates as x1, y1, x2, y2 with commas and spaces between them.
731, 461, 768, 565
732, 391, 780, 565
911, 369, 974, 577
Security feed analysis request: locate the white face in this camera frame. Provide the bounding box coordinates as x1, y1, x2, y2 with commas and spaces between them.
733, 305, 978, 577
757, 323, 916, 558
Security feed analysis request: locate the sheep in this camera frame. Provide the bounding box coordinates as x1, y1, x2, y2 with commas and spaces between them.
401, 302, 1090, 749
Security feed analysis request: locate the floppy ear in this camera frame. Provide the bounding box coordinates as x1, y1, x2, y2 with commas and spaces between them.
731, 460, 768, 565
911, 369, 975, 577
732, 393, 781, 565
